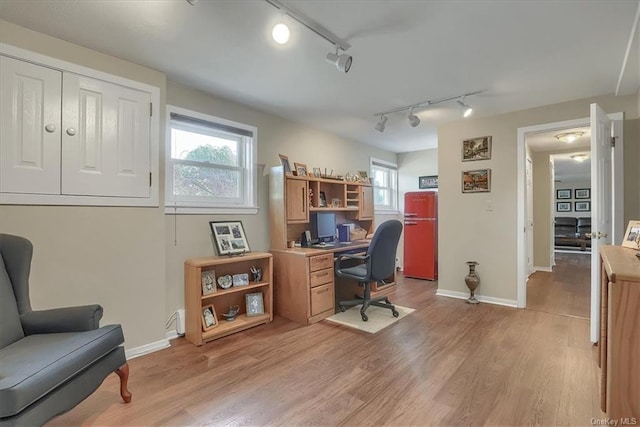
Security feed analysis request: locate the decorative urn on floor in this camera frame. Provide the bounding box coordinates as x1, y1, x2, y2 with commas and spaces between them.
464, 261, 480, 304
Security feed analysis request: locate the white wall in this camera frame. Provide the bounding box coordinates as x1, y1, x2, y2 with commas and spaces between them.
438, 93, 638, 304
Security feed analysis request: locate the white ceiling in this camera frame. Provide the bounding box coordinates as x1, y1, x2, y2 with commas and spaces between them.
527, 126, 591, 183
1, 0, 638, 153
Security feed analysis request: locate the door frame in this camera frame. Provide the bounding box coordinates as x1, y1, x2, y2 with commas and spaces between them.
516, 114, 624, 314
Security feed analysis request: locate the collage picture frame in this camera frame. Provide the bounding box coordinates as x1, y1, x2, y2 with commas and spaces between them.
209, 221, 251, 256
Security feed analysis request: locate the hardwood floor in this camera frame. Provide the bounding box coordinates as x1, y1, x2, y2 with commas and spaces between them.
50, 274, 602, 426
527, 252, 591, 319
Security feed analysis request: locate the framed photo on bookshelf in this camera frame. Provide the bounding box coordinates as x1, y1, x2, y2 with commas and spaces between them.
245, 292, 264, 317
201, 304, 218, 331
209, 221, 250, 255
201, 270, 216, 296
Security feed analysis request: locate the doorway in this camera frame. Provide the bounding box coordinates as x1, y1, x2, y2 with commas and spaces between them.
525, 127, 592, 318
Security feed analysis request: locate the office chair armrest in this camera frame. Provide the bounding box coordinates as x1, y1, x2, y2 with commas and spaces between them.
335, 253, 370, 271
20, 305, 104, 335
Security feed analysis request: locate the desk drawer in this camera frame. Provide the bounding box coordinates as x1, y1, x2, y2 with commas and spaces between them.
309, 254, 333, 272
310, 268, 333, 287
310, 283, 334, 316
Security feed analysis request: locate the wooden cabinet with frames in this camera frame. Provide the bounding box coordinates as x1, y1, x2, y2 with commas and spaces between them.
184, 252, 273, 346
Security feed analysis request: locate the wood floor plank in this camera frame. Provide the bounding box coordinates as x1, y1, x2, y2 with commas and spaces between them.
49, 269, 601, 426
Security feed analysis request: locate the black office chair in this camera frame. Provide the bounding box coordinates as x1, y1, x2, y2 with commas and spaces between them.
335, 220, 403, 321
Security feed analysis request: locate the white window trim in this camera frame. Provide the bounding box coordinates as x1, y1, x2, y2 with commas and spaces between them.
370, 157, 399, 214
164, 105, 258, 215
0, 43, 160, 207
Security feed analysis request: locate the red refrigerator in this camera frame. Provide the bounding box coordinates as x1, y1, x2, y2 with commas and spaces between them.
403, 191, 438, 280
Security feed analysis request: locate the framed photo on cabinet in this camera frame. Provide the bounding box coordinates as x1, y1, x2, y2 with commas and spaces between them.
622, 220, 640, 250
209, 221, 250, 255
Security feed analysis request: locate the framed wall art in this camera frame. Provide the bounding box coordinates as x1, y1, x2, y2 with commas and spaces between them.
556, 202, 571, 212
419, 175, 438, 189
209, 221, 251, 255
622, 220, 640, 250
462, 169, 491, 193
462, 136, 491, 161
556, 189, 571, 199
575, 188, 590, 199
574, 201, 590, 212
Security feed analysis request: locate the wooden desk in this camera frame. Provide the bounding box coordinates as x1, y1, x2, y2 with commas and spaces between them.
271, 241, 390, 325
598, 246, 640, 420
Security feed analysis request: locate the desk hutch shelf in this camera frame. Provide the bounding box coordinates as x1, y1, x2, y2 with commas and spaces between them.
184, 252, 273, 346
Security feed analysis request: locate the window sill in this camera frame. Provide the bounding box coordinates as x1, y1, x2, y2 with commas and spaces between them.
375, 209, 400, 215
164, 206, 259, 215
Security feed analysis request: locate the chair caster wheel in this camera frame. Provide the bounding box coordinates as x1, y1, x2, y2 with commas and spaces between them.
392, 310, 399, 318
361, 314, 368, 322
339, 306, 345, 312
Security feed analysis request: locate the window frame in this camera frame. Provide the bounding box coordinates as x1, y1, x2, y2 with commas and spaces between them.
165, 105, 258, 214
370, 157, 398, 213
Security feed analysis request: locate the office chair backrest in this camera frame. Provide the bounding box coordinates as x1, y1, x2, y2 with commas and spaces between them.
366, 220, 403, 281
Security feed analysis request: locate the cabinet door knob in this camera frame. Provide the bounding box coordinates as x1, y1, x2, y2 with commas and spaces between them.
66, 128, 76, 136
45, 124, 56, 133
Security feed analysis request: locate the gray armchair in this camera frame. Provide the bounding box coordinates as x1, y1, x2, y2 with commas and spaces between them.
0, 234, 131, 427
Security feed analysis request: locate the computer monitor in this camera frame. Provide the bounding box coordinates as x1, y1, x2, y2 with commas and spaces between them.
315, 212, 336, 243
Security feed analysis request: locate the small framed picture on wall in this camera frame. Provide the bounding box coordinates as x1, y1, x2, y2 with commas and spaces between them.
575, 188, 590, 199
556, 189, 571, 199
556, 202, 571, 212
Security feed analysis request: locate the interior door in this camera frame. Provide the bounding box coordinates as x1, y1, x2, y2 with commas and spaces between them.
526, 156, 534, 275
590, 103, 613, 342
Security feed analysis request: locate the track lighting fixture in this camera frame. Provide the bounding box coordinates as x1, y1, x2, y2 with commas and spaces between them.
408, 109, 420, 127
272, 23, 290, 44
372, 91, 482, 131
265, 0, 353, 73
457, 98, 473, 118
326, 46, 353, 73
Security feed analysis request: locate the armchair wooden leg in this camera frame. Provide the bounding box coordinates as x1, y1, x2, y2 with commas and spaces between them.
115, 363, 132, 403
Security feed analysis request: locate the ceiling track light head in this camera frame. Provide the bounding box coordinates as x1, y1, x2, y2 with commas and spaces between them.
408, 108, 420, 127
457, 98, 473, 118
326, 46, 352, 73
375, 115, 387, 133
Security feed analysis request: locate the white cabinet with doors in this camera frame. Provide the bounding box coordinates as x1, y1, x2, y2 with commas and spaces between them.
0, 49, 159, 206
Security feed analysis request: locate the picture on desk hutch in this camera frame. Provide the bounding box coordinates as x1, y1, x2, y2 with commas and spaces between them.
278, 154, 292, 175
209, 221, 251, 256
294, 162, 308, 177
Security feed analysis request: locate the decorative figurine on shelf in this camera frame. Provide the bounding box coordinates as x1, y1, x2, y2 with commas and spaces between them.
464, 261, 480, 304
250, 266, 263, 282
221, 305, 240, 321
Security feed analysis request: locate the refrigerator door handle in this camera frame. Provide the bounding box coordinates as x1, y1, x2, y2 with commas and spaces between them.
405, 213, 418, 217
405, 221, 418, 225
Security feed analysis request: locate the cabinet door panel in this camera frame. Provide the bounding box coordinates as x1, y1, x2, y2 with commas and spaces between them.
62, 73, 151, 197
0, 56, 61, 194
359, 185, 374, 220
286, 179, 308, 223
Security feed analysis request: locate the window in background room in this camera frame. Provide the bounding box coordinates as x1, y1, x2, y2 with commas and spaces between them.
371, 158, 398, 212
166, 106, 257, 213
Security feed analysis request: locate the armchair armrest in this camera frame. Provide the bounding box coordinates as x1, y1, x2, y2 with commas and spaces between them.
335, 253, 370, 271
20, 305, 103, 335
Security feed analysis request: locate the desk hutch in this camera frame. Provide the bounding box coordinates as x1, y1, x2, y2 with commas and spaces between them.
269, 166, 393, 325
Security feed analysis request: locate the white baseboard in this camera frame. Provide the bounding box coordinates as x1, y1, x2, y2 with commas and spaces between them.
435, 289, 518, 308
533, 266, 553, 272
125, 338, 170, 360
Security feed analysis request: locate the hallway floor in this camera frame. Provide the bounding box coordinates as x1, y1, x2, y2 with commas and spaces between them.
527, 252, 591, 319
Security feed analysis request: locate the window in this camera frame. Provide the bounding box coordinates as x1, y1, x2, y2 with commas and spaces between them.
166, 106, 257, 214
370, 158, 398, 212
